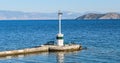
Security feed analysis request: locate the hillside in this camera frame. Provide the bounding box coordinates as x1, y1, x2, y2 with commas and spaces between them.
76, 13, 120, 20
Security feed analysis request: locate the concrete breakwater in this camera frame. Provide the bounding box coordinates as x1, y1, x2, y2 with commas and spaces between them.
0, 45, 82, 57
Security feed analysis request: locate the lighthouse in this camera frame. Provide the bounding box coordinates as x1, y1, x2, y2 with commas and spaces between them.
56, 10, 64, 46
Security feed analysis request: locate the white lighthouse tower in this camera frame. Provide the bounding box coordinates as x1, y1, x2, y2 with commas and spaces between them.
56, 10, 64, 46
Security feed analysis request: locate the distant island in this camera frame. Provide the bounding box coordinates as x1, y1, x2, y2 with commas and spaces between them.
76, 13, 120, 20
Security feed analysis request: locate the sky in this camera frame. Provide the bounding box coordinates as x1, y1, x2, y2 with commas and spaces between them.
0, 0, 120, 13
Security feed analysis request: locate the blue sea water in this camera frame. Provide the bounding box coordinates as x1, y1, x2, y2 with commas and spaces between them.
0, 20, 120, 63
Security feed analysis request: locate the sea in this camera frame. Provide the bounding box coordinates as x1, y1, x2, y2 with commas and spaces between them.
0, 20, 120, 63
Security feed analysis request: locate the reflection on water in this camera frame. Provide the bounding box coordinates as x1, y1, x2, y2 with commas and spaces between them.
57, 52, 64, 63
55, 51, 79, 63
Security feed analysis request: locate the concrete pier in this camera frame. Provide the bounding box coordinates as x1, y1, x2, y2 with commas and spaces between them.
0, 45, 82, 57
0, 46, 49, 57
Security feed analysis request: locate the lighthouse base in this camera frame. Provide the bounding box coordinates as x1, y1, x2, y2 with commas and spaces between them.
56, 33, 64, 46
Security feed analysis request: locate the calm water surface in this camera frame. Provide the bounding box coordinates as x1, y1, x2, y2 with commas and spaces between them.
0, 20, 120, 63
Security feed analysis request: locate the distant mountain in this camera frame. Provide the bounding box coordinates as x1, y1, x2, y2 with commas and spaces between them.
76, 13, 120, 20
0, 10, 80, 20
2, 10, 120, 20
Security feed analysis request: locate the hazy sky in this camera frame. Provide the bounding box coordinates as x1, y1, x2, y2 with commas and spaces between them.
0, 0, 120, 13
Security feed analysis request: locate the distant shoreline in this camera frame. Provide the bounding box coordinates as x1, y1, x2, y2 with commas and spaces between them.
0, 19, 120, 21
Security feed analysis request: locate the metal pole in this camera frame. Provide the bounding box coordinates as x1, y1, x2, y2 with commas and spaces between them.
58, 10, 62, 34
